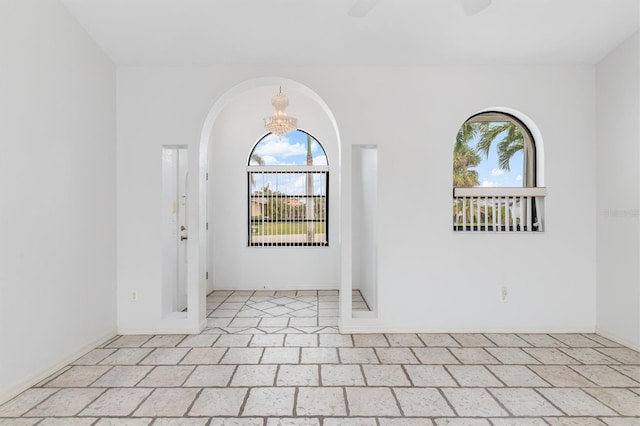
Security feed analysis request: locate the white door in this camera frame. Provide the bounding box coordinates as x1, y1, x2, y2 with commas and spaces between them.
176, 153, 188, 312
162, 146, 188, 314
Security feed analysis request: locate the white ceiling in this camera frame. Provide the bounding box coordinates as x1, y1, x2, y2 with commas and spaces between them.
61, 0, 639, 66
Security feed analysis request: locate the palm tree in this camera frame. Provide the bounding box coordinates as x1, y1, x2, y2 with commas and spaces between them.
453, 122, 483, 188
475, 122, 524, 172
249, 152, 265, 190
305, 134, 315, 242
250, 152, 265, 166
453, 122, 484, 227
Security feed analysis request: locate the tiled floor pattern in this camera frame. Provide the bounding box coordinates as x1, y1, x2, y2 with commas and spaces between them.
1, 290, 639, 426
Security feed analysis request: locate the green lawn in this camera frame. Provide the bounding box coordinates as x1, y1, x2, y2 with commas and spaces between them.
251, 222, 326, 236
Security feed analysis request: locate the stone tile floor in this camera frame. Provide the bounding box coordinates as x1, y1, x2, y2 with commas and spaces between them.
1, 290, 639, 425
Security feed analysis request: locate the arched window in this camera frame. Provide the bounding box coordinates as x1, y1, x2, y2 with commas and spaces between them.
248, 129, 329, 246
453, 111, 546, 232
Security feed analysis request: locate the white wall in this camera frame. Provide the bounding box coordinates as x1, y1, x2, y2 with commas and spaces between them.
352, 145, 378, 312
595, 32, 640, 349
117, 64, 597, 334
117, 68, 213, 333
0, 0, 116, 403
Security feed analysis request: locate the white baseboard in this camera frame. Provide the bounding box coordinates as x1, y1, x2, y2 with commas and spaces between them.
595, 327, 640, 351
212, 284, 339, 291
117, 315, 207, 335
0, 329, 117, 406
352, 310, 377, 319
117, 325, 202, 335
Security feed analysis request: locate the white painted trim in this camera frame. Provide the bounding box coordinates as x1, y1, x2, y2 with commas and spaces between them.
199, 318, 208, 332
117, 326, 202, 335
475, 106, 546, 187
212, 284, 339, 291
596, 327, 640, 351
198, 77, 344, 327
0, 330, 117, 406
352, 310, 377, 319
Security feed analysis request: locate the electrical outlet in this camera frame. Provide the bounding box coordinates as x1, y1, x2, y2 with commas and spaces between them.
500, 286, 508, 303
131, 290, 138, 302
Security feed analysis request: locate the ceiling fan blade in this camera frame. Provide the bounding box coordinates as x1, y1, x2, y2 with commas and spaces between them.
348, 0, 379, 18
460, 0, 492, 16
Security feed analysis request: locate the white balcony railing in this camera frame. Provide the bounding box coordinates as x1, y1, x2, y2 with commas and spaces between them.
453, 187, 547, 232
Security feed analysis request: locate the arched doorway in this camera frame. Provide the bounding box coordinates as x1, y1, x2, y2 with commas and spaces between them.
195, 79, 343, 327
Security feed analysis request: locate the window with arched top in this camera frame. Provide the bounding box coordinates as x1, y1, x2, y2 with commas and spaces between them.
247, 129, 329, 246
453, 111, 546, 232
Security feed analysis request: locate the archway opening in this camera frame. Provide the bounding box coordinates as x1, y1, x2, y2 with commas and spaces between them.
196, 79, 344, 330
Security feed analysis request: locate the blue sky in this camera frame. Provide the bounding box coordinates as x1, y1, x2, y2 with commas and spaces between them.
250, 130, 327, 195
251, 130, 327, 166
467, 131, 523, 187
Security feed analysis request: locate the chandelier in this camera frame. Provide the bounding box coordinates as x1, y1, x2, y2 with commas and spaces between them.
264, 87, 297, 136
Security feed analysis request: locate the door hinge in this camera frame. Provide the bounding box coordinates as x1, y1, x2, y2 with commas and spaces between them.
206, 222, 209, 230
206, 272, 209, 280
206, 173, 209, 180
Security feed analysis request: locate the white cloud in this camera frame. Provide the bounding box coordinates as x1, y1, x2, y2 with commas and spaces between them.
253, 135, 306, 159
292, 175, 306, 194
313, 174, 325, 195
290, 174, 327, 195
261, 155, 279, 165
491, 168, 505, 177
313, 155, 327, 165
481, 180, 500, 187
516, 175, 523, 181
